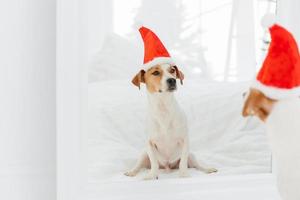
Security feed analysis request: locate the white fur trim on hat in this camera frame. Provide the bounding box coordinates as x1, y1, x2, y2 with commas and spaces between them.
261, 13, 276, 29
252, 80, 300, 100
143, 57, 175, 69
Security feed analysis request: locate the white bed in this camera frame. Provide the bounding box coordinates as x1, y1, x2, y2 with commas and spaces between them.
88, 174, 280, 200
88, 79, 280, 199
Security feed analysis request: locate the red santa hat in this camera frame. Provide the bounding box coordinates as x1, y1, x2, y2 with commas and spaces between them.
252, 14, 300, 100
139, 26, 175, 69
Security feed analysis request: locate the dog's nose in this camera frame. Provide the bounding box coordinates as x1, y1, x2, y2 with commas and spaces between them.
167, 78, 176, 86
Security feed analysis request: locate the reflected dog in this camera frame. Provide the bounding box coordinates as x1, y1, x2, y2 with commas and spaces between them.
242, 89, 300, 200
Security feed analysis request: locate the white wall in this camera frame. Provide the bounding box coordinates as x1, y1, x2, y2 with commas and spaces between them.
88, 0, 113, 58
235, 0, 256, 80
0, 1, 56, 200
277, 0, 300, 45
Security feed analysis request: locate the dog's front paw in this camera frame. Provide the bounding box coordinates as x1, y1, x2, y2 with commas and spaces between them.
143, 173, 158, 180
179, 170, 190, 178
124, 170, 138, 177
204, 168, 218, 174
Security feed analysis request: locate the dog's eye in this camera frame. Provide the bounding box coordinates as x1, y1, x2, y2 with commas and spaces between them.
152, 71, 160, 76
170, 68, 175, 74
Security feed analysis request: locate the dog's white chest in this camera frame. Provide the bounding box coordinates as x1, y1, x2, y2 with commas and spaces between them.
153, 133, 183, 162
146, 92, 188, 165
147, 108, 187, 164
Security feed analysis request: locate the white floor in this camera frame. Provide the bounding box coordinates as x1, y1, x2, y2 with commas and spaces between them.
87, 174, 281, 200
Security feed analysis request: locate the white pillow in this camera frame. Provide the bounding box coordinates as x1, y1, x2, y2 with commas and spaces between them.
88, 33, 143, 82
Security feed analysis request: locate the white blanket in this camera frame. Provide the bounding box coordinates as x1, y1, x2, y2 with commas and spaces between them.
88, 79, 271, 182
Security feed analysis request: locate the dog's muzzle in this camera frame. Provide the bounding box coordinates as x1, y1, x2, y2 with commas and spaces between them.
167, 78, 177, 91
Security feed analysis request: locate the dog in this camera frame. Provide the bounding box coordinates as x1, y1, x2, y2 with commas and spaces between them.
242, 88, 276, 122
242, 88, 300, 200
124, 63, 217, 180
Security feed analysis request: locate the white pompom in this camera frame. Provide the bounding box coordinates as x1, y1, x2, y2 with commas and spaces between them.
261, 13, 276, 29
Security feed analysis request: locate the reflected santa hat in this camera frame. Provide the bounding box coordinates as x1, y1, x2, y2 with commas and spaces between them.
252, 14, 300, 100
138, 26, 175, 69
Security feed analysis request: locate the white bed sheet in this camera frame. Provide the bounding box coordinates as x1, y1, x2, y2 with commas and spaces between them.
87, 79, 276, 199
88, 79, 271, 182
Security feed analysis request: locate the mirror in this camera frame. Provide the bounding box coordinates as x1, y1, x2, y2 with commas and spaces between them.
87, 0, 277, 198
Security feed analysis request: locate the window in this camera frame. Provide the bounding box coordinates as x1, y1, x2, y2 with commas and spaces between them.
89, 0, 277, 82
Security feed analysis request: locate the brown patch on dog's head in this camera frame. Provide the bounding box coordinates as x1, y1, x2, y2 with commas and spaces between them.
144, 65, 164, 93
242, 88, 276, 122
132, 66, 163, 93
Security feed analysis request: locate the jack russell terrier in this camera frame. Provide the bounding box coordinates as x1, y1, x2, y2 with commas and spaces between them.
125, 26, 217, 180
125, 63, 217, 180
242, 19, 300, 200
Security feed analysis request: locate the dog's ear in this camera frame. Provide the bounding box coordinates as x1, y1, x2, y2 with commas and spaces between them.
174, 65, 184, 85
242, 89, 275, 122
132, 70, 145, 89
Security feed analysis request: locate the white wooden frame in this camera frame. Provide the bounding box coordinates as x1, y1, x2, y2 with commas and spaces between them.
55, 0, 291, 199
56, 0, 88, 199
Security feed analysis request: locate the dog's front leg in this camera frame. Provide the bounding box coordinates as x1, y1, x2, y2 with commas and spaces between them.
179, 138, 189, 177
124, 151, 149, 177
144, 139, 159, 180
